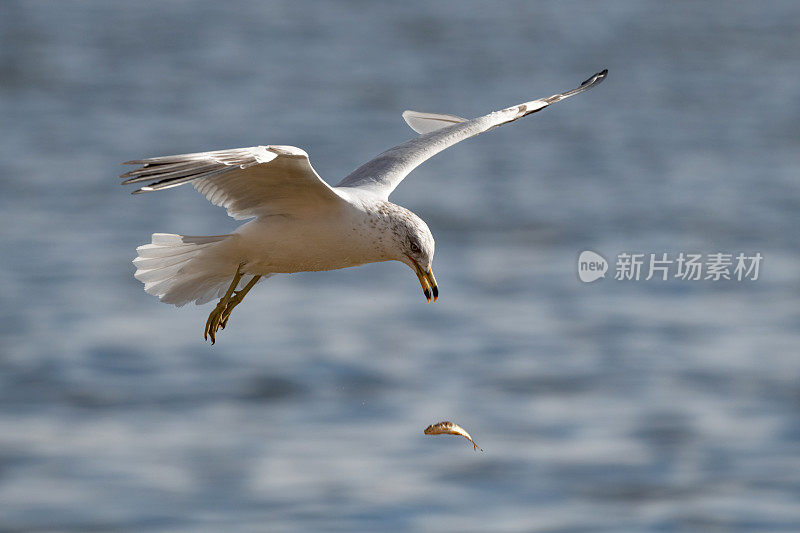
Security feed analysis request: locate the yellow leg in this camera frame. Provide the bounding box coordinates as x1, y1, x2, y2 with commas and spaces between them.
219, 274, 261, 330
204, 264, 244, 344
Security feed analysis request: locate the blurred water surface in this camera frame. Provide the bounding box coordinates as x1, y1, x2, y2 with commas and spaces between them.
1, 1, 799, 531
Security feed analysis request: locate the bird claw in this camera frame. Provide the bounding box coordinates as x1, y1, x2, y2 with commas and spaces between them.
219, 296, 239, 329
204, 291, 246, 342
204, 302, 227, 344
202, 268, 260, 345
220, 292, 244, 330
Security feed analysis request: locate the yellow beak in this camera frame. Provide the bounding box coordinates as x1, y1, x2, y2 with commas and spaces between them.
414, 265, 438, 303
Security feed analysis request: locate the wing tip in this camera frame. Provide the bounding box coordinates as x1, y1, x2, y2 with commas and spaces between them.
582, 69, 608, 88
120, 173, 148, 184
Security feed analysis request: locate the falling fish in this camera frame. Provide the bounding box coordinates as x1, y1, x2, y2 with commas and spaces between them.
424, 421, 483, 452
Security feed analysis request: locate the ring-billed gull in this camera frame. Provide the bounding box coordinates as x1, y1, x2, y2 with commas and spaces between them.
122, 70, 607, 343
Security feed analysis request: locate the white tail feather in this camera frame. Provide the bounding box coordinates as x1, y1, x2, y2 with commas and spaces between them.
134, 233, 240, 307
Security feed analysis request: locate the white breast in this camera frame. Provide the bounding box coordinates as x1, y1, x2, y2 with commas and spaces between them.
233, 200, 397, 274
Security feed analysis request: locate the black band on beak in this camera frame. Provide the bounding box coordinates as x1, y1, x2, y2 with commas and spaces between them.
408, 256, 438, 303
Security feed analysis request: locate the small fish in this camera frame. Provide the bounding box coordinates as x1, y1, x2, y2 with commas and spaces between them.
424, 421, 483, 452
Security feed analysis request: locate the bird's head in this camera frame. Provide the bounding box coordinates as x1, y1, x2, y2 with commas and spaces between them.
385, 205, 437, 302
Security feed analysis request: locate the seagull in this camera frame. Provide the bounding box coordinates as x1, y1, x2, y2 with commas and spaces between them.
122, 70, 607, 343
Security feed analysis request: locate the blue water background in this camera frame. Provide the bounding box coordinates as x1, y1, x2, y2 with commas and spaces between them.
1, 1, 799, 531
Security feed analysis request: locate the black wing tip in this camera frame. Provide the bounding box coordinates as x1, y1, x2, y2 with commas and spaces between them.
120, 173, 143, 184
582, 69, 609, 87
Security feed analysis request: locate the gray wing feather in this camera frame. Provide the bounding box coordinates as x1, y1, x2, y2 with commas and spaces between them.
121, 145, 344, 220
336, 69, 607, 199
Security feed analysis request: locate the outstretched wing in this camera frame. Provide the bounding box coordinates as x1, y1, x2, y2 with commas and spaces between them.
336, 69, 607, 199
121, 145, 344, 220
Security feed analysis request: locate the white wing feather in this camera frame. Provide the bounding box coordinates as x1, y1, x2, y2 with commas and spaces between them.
337, 69, 607, 199
402, 110, 467, 134
121, 145, 344, 220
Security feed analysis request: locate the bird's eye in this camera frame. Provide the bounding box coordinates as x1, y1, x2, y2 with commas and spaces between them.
410, 241, 420, 253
